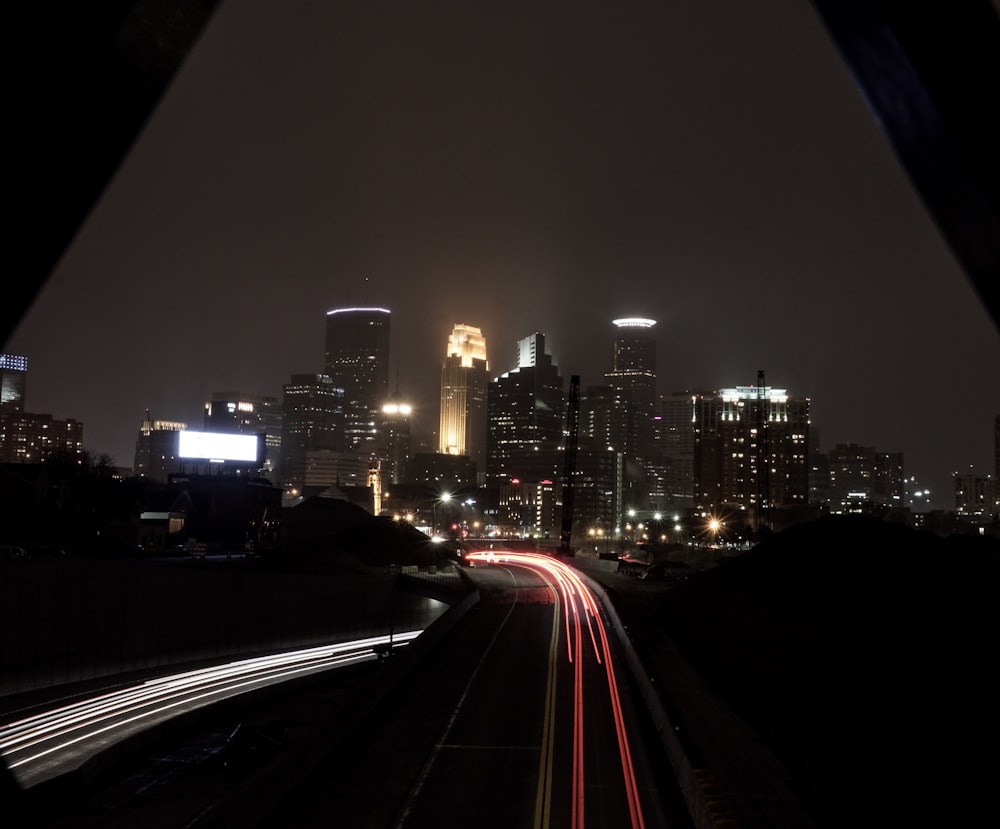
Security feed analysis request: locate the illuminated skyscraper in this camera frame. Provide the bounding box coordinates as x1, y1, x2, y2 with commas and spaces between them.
604, 318, 657, 463
439, 324, 489, 482
0, 353, 27, 413
487, 332, 564, 485
279, 374, 344, 488
693, 384, 810, 527
325, 307, 391, 454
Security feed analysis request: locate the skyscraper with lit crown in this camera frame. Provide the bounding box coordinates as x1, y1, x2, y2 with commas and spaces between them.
439, 324, 489, 482
0, 354, 27, 413
604, 317, 657, 463
694, 384, 810, 526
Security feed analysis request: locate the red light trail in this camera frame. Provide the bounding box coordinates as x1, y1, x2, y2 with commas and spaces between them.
468, 551, 646, 829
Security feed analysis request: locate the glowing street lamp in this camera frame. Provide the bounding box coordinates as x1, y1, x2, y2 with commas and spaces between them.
707, 516, 724, 544
432, 492, 452, 537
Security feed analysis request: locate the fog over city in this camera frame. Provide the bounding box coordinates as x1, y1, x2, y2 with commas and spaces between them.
6, 0, 1000, 508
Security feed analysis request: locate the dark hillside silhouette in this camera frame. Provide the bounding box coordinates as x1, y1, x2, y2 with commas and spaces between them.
646, 515, 1000, 826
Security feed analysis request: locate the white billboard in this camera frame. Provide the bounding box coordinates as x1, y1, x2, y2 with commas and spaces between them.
177, 430, 261, 463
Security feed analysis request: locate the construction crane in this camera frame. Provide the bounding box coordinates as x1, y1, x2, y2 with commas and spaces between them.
559, 374, 581, 556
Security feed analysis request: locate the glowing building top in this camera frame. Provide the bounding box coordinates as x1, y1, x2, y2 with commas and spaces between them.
0, 353, 28, 412
719, 386, 789, 403
446, 324, 489, 369
612, 317, 656, 329
440, 324, 489, 464
326, 307, 391, 316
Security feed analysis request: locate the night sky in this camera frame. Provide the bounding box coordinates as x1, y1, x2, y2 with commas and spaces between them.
6, 1, 1000, 509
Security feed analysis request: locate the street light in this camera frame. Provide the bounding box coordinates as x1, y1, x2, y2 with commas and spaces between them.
432, 492, 452, 537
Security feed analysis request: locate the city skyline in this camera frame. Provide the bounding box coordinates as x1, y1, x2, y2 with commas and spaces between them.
4, 0, 1000, 510
1, 300, 994, 511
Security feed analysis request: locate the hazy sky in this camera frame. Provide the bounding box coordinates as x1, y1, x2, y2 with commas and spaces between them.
6, 1, 1000, 509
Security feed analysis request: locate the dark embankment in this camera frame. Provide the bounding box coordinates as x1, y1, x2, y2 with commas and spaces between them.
640, 515, 1000, 827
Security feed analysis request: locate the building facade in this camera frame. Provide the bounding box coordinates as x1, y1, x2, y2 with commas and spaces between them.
279, 374, 344, 488
652, 391, 701, 511
204, 392, 282, 477
954, 469, 996, 519
324, 307, 391, 455
0, 355, 84, 464
487, 333, 565, 485
0, 412, 84, 463
439, 323, 489, 483
825, 443, 905, 512
0, 354, 27, 413
604, 318, 657, 464
134, 410, 188, 482
693, 384, 810, 528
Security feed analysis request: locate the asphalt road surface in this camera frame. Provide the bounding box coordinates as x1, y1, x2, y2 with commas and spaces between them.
258, 554, 687, 829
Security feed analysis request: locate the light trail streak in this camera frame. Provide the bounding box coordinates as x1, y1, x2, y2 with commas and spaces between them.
533, 568, 561, 829
468, 551, 646, 829
1, 630, 421, 787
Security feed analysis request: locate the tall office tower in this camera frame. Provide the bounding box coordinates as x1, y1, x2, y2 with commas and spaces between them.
0, 353, 27, 412
574, 384, 628, 528
279, 374, 344, 488
204, 392, 282, 476
652, 391, 702, 510
693, 384, 810, 527
380, 387, 413, 485
579, 384, 630, 454
826, 443, 905, 512
487, 332, 565, 485
134, 410, 188, 482
439, 323, 489, 483
604, 318, 657, 463
325, 307, 391, 455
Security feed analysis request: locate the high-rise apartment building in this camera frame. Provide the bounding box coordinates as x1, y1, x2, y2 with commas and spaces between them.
0, 412, 83, 463
325, 307, 391, 455
0, 354, 27, 412
693, 384, 810, 527
279, 374, 344, 488
487, 332, 565, 485
439, 324, 489, 483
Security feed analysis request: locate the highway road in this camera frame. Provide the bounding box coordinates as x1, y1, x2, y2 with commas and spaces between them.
260, 552, 688, 829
